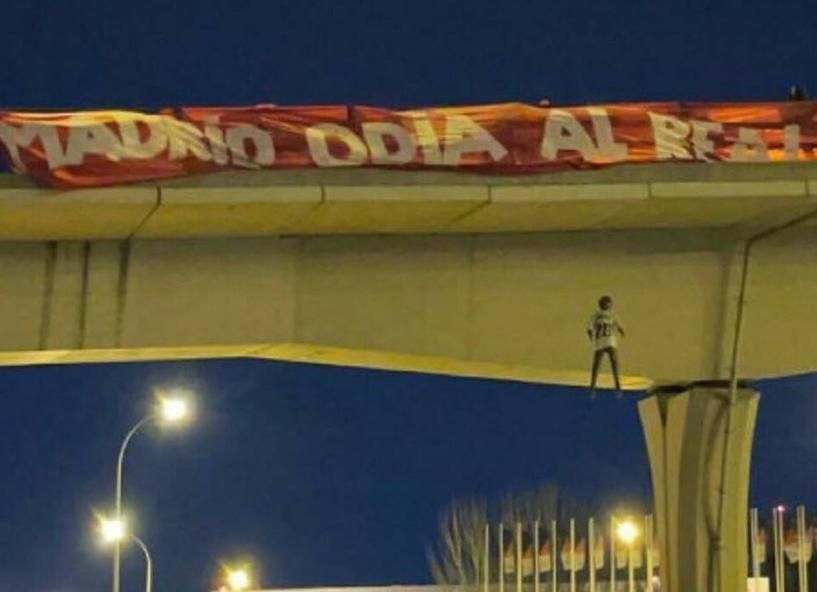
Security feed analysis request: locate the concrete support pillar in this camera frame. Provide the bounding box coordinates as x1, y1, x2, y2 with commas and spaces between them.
40, 242, 87, 349
82, 241, 127, 348
638, 386, 759, 592
36, 240, 128, 350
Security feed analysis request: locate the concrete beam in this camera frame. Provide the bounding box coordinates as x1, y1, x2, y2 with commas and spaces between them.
136, 186, 321, 238
0, 342, 654, 390
0, 161, 816, 239
0, 187, 157, 240
293, 185, 489, 234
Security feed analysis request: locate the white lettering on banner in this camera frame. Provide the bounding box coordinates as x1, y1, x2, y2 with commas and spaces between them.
203, 116, 229, 165
587, 108, 628, 161
542, 110, 594, 160
542, 109, 626, 161
115, 115, 170, 161
225, 125, 275, 168
691, 120, 723, 161
730, 127, 769, 162
442, 115, 508, 165
409, 117, 443, 165
306, 123, 368, 167
1, 106, 812, 181
362, 122, 416, 164
162, 119, 212, 162
0, 122, 67, 170
0, 122, 41, 170
64, 124, 123, 166
784, 124, 801, 160
649, 113, 693, 160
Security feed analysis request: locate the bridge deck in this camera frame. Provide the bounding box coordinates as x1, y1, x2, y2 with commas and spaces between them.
1, 162, 816, 240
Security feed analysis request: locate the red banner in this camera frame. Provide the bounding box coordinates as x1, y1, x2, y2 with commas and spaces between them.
1, 101, 816, 188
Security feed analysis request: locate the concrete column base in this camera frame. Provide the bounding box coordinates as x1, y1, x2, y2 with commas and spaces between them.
638, 385, 759, 592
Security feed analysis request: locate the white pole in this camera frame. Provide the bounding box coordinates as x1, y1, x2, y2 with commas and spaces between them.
132, 537, 152, 592
779, 508, 787, 592
797, 506, 808, 592
802, 506, 809, 592
610, 517, 616, 592
750, 508, 760, 584
516, 522, 523, 592
484, 523, 490, 592
114, 416, 153, 592
588, 517, 595, 592
551, 519, 558, 592
645, 514, 654, 592
534, 521, 540, 592
773, 508, 785, 592
627, 540, 635, 592
569, 518, 576, 592
499, 523, 505, 592
772, 508, 778, 592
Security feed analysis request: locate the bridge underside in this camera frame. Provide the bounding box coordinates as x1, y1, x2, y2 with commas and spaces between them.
0, 162, 815, 384
0, 342, 651, 390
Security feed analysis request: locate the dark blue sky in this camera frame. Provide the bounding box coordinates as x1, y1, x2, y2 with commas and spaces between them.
0, 360, 650, 592
2, 0, 815, 110
0, 358, 815, 592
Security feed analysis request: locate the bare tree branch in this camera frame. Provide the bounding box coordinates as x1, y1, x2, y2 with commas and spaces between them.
428, 485, 589, 586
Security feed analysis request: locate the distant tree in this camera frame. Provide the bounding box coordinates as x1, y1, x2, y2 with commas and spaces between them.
500, 484, 560, 525
427, 497, 487, 587
427, 485, 588, 586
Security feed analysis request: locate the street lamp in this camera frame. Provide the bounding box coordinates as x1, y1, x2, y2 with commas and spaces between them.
100, 517, 127, 544
227, 568, 251, 592
97, 516, 153, 592
112, 390, 192, 592
158, 395, 191, 424
616, 519, 639, 546
220, 563, 256, 592
616, 518, 640, 592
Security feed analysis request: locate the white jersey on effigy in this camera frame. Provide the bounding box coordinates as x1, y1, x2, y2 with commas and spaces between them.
588, 310, 623, 351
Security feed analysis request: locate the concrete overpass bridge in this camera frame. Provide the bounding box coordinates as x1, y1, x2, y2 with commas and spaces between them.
1, 158, 816, 592
0, 161, 815, 386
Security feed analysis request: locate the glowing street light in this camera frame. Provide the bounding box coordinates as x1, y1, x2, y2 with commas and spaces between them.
220, 562, 257, 592
158, 395, 190, 425
112, 389, 194, 592
616, 519, 639, 546
615, 518, 640, 592
97, 516, 153, 592
99, 517, 127, 544
226, 568, 251, 592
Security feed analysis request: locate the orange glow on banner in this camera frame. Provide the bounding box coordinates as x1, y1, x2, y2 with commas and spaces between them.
0, 101, 815, 188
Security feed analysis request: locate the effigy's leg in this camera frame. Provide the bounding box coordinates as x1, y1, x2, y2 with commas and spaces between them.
589, 349, 603, 398
608, 347, 622, 397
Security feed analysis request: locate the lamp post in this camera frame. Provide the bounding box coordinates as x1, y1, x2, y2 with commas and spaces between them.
132, 537, 153, 592
112, 395, 191, 592
99, 517, 153, 592
113, 416, 150, 592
